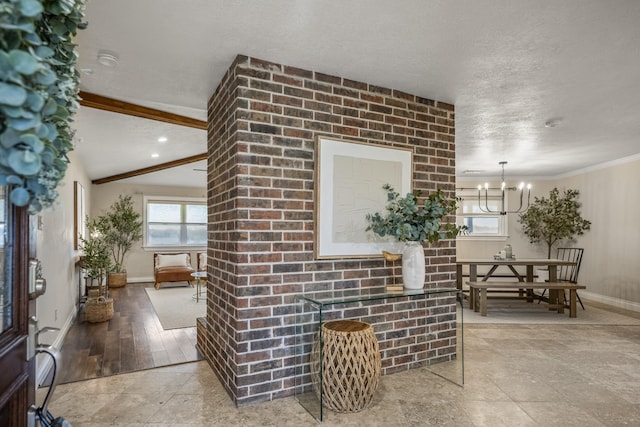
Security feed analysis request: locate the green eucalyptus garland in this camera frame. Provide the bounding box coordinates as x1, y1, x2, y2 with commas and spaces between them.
0, 0, 86, 213
366, 184, 465, 244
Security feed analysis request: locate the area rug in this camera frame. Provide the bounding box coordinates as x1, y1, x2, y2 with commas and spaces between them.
459, 298, 640, 325
145, 286, 206, 329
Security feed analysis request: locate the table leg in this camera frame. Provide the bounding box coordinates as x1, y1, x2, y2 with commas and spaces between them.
469, 285, 475, 311
569, 289, 577, 318
523, 265, 534, 302
547, 265, 564, 313
482, 265, 499, 281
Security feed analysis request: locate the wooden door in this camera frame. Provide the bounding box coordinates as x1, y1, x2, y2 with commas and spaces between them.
0, 186, 34, 426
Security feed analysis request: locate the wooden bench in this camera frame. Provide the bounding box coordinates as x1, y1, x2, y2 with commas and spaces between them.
467, 281, 587, 318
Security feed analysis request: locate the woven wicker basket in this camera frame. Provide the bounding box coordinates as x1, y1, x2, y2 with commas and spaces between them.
86, 285, 105, 299
310, 320, 381, 413
108, 272, 127, 288
85, 296, 114, 323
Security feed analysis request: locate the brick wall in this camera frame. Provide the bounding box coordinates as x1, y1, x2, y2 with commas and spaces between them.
199, 55, 458, 406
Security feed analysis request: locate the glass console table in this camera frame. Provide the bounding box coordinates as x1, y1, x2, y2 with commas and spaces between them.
294, 287, 463, 422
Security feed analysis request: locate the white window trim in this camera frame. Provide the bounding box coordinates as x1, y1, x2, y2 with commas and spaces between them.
142, 195, 207, 251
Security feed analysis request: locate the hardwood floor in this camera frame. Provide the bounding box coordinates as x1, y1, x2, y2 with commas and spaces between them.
57, 282, 202, 384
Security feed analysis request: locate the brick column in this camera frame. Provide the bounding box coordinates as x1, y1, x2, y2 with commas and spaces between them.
198, 55, 457, 406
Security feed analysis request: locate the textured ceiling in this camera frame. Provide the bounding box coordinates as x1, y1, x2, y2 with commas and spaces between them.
73, 0, 640, 186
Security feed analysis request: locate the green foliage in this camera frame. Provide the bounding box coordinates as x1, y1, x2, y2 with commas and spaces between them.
79, 216, 112, 285
97, 195, 143, 272
366, 184, 465, 244
518, 187, 591, 257
0, 0, 87, 213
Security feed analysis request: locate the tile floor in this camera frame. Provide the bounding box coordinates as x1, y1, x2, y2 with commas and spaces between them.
41, 315, 640, 426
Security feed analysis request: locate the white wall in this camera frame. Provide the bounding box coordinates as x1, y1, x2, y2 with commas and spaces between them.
35, 150, 91, 384
557, 157, 640, 310
457, 155, 640, 310
90, 182, 206, 281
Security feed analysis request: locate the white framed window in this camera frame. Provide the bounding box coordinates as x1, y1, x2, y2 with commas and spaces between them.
456, 189, 507, 239
143, 196, 206, 248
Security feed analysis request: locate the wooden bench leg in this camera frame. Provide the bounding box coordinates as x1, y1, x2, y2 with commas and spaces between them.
470, 287, 477, 311
480, 288, 487, 317
557, 290, 565, 314
569, 289, 577, 318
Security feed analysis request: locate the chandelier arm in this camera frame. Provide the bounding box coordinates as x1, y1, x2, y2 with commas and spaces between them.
477, 190, 489, 213
512, 187, 524, 213
484, 188, 497, 213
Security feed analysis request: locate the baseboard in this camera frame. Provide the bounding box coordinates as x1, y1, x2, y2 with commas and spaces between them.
128, 276, 154, 283
581, 290, 640, 313
36, 308, 76, 387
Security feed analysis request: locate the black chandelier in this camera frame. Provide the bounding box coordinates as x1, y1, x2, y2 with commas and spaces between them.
477, 161, 531, 215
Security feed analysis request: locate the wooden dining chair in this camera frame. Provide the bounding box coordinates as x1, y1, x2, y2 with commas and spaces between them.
539, 247, 585, 309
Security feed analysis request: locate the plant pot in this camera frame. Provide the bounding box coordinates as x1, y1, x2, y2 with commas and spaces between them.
85, 276, 106, 295
108, 271, 127, 288
402, 241, 426, 289
85, 296, 114, 323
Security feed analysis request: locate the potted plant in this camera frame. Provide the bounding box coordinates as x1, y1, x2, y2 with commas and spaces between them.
518, 187, 591, 281
98, 195, 143, 288
366, 184, 465, 289
79, 217, 112, 293
79, 217, 115, 323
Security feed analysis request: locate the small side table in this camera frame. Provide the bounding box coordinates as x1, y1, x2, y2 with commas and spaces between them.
190, 271, 207, 302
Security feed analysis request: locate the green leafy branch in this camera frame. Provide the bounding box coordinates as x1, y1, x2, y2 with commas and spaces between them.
0, 0, 86, 213
366, 184, 465, 244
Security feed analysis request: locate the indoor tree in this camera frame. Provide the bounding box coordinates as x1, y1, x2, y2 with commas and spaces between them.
79, 216, 112, 290
518, 187, 591, 258
98, 194, 143, 287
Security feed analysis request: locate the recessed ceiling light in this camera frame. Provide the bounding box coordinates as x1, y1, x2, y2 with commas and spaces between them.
157, 136, 168, 143
97, 49, 119, 67
80, 68, 94, 75
151, 153, 159, 158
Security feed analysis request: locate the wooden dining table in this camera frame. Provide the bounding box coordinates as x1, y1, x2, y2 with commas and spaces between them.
456, 258, 578, 308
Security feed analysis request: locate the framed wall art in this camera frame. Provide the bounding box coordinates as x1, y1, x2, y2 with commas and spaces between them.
314, 136, 413, 259
74, 181, 86, 250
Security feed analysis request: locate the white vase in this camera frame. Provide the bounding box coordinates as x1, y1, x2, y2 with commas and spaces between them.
402, 241, 426, 289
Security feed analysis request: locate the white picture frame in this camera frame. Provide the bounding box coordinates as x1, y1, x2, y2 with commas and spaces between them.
314, 136, 413, 259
